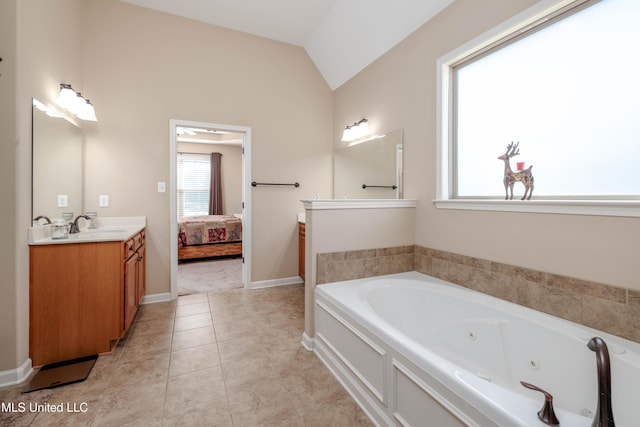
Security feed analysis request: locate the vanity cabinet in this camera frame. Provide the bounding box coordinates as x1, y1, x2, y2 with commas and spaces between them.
298, 221, 305, 280
124, 231, 145, 333
29, 229, 146, 367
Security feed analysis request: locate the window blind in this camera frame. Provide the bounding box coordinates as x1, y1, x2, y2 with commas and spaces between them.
177, 153, 210, 218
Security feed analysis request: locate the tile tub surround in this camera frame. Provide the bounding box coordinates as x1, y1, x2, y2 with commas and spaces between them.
315, 245, 640, 344
316, 245, 415, 284
0, 285, 372, 426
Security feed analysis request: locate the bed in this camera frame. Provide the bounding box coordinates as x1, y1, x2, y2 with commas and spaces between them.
178, 214, 242, 261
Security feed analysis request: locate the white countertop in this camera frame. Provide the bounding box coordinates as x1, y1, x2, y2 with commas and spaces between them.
29, 216, 146, 245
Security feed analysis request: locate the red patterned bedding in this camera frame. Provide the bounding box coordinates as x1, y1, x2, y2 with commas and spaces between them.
178, 215, 242, 247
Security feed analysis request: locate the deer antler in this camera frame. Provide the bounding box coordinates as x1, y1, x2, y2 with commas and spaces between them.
506, 141, 520, 158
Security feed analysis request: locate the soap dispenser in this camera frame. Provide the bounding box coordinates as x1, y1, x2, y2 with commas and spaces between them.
51, 219, 69, 239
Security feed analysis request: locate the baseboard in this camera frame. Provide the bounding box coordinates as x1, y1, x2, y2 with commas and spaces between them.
0, 358, 33, 388
140, 292, 172, 304
249, 275, 303, 289
301, 332, 314, 351
143, 277, 303, 301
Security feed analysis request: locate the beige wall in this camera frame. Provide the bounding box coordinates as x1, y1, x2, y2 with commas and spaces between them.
81, 0, 333, 293
6, 0, 638, 378
177, 142, 243, 215
304, 206, 416, 336
0, 0, 84, 376
0, 0, 18, 374
333, 0, 640, 291
3, 0, 331, 376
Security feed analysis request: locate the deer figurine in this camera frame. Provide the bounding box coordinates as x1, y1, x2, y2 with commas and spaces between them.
498, 141, 534, 200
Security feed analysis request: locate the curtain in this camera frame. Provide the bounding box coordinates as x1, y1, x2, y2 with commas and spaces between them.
209, 152, 223, 215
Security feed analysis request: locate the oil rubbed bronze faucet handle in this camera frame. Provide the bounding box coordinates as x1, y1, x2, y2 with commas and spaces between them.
521, 381, 560, 426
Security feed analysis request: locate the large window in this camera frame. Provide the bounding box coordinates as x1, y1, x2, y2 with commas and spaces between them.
177, 153, 210, 218
438, 0, 640, 214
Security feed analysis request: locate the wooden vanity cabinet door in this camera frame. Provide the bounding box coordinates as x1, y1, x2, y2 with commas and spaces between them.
123, 232, 145, 334
29, 242, 121, 367
124, 250, 138, 333
298, 222, 305, 280
136, 245, 146, 305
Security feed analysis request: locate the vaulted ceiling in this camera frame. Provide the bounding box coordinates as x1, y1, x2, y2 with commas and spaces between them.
120, 0, 454, 90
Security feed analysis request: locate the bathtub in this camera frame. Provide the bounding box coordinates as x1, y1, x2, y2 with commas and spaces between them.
313, 271, 640, 427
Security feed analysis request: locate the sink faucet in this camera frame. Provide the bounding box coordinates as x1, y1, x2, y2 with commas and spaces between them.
69, 214, 91, 234
33, 215, 52, 225
587, 336, 615, 427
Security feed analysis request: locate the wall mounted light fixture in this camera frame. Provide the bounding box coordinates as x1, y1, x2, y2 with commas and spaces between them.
341, 118, 370, 142
56, 83, 98, 121
32, 98, 63, 118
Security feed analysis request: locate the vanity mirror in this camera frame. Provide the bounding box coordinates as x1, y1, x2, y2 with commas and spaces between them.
333, 129, 403, 199
32, 98, 83, 223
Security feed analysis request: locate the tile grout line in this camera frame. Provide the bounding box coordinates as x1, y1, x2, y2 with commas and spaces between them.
208, 291, 238, 427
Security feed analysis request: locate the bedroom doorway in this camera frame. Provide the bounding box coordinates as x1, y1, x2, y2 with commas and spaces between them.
169, 119, 251, 299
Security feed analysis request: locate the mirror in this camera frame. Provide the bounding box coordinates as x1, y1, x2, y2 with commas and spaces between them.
333, 129, 403, 199
32, 98, 83, 223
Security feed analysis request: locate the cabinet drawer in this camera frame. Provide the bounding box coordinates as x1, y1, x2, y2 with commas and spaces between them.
124, 238, 134, 260
133, 232, 143, 251
124, 231, 145, 260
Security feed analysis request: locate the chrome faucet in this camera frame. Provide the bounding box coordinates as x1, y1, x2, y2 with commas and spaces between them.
587, 336, 615, 427
69, 214, 91, 234
33, 215, 52, 225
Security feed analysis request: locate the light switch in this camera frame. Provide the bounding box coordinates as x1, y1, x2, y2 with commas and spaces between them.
157, 181, 166, 193
57, 194, 68, 208
99, 195, 109, 207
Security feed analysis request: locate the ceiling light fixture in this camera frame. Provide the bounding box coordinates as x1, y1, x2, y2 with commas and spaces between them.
341, 118, 370, 142
56, 83, 98, 122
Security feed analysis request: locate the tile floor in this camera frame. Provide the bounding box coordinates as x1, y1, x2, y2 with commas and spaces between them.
0, 284, 373, 426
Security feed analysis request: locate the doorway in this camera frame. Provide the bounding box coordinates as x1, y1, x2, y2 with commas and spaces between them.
169, 119, 251, 299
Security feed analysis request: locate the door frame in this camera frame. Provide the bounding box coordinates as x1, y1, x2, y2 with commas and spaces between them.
169, 119, 251, 299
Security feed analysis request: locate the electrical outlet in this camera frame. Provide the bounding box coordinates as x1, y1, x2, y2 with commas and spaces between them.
99, 195, 109, 207
157, 181, 166, 193
57, 194, 68, 208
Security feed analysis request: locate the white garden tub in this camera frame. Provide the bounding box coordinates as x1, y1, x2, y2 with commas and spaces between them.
313, 271, 640, 426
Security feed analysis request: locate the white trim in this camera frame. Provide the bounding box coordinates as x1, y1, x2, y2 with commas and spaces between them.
434, 199, 640, 217
392, 358, 477, 427
169, 119, 252, 299
140, 292, 173, 305
249, 275, 303, 290
435, 0, 640, 217
0, 358, 33, 388
436, 0, 578, 201
313, 335, 392, 426
301, 332, 314, 351
302, 199, 417, 210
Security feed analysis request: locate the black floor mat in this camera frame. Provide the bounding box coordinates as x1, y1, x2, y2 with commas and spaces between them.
23, 354, 97, 393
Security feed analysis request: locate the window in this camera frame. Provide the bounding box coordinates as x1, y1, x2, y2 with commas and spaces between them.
437, 0, 640, 216
177, 153, 210, 218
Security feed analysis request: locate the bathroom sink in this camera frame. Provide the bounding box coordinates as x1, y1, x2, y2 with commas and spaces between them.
65, 227, 139, 242
81, 229, 127, 234
29, 216, 147, 245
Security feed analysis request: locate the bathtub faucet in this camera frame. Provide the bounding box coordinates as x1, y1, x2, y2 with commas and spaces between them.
520, 381, 559, 426
587, 336, 615, 427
